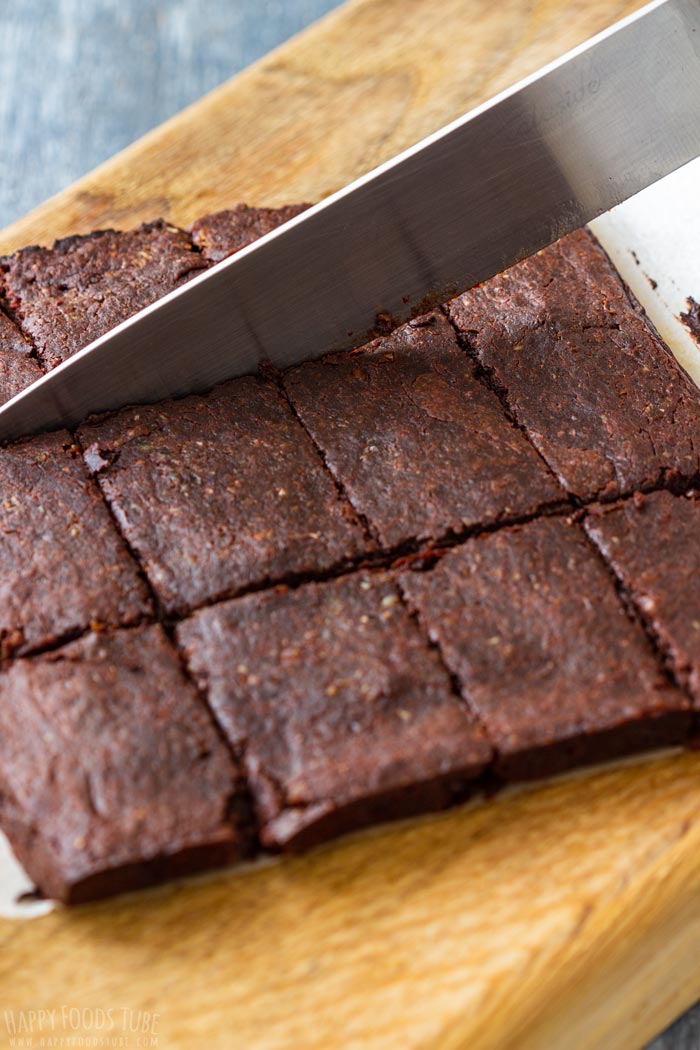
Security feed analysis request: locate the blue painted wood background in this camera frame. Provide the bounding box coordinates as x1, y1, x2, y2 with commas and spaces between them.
0, 1, 695, 1045
0, 0, 341, 227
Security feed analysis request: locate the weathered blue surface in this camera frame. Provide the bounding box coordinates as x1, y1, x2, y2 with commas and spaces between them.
0, 2, 695, 1044
0, 0, 341, 227
652, 1010, 700, 1050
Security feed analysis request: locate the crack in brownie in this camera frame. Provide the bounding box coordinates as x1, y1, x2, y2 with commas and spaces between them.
401, 516, 691, 780
0, 431, 151, 659
0, 625, 246, 903
191, 203, 311, 264
0, 308, 43, 404
0, 221, 207, 370
284, 312, 563, 548
177, 572, 491, 850
78, 377, 369, 616
585, 490, 700, 704
447, 229, 700, 502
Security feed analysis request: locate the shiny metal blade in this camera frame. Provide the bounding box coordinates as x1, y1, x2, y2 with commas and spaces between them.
2, 0, 700, 442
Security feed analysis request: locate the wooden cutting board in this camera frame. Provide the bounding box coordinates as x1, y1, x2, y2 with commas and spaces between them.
3, 2, 699, 1048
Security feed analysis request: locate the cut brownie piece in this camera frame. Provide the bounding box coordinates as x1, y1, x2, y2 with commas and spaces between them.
0, 626, 245, 903
284, 312, 562, 549
0, 308, 43, 403
79, 377, 368, 616
584, 490, 700, 703
177, 572, 491, 850
448, 229, 700, 501
401, 516, 690, 780
191, 203, 311, 264
1, 221, 206, 369
0, 431, 151, 659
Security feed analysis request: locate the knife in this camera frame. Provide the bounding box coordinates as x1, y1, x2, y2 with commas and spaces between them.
1, 0, 700, 443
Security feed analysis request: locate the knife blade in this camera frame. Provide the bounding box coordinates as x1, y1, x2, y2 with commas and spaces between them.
1, 0, 700, 443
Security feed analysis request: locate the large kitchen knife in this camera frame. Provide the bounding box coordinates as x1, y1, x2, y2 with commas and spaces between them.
1, 0, 700, 442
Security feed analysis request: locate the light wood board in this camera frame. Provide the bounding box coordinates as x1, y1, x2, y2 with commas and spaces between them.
4, 2, 699, 1048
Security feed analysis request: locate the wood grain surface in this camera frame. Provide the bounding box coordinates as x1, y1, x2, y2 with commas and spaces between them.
4, 2, 699, 1049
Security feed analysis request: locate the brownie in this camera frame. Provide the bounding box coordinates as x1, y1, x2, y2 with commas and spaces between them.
0, 431, 151, 659
284, 312, 562, 549
177, 572, 491, 850
401, 516, 691, 779
1, 221, 206, 369
0, 307, 43, 403
191, 203, 311, 264
448, 229, 700, 501
0, 625, 245, 903
584, 490, 700, 703
79, 377, 368, 616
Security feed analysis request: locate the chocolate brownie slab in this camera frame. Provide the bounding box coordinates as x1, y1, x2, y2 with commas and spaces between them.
585, 490, 700, 703
0, 626, 244, 903
79, 377, 368, 616
0, 308, 43, 402
1, 221, 206, 370
401, 516, 690, 779
191, 203, 311, 263
448, 229, 700, 501
0, 431, 150, 659
177, 572, 491, 850
284, 312, 562, 549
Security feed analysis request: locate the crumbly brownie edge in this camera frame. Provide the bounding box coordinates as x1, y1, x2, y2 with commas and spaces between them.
2, 222, 207, 371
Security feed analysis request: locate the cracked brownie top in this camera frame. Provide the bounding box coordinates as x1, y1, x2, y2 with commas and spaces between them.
448, 230, 700, 501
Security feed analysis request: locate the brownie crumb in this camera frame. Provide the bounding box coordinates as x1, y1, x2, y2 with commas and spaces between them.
681, 296, 700, 342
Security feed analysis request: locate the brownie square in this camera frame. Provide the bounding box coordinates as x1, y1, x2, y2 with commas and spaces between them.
0, 308, 43, 403
585, 490, 700, 703
177, 572, 491, 850
79, 377, 368, 616
0, 431, 151, 659
401, 516, 690, 779
1, 221, 206, 369
447, 229, 700, 501
284, 312, 562, 549
191, 203, 311, 264
0, 625, 245, 902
